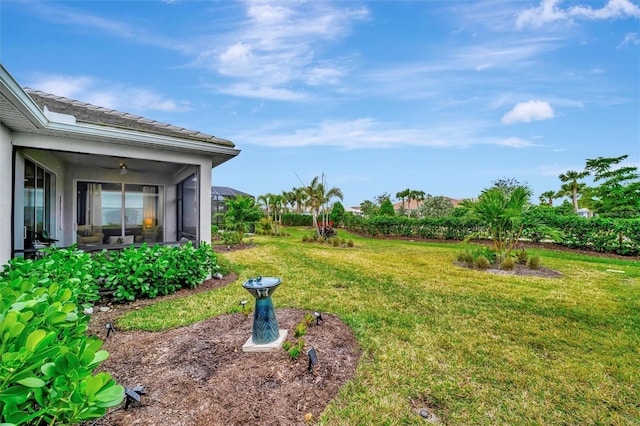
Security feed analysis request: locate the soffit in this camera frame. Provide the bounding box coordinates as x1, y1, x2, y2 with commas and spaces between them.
0, 90, 40, 132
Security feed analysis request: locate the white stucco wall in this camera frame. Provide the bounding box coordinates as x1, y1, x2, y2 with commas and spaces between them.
199, 163, 213, 245
0, 124, 13, 265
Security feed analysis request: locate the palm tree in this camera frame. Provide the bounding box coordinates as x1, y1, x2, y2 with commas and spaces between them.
395, 189, 410, 211
460, 185, 533, 259
282, 190, 296, 214
409, 189, 426, 217
539, 190, 556, 206
293, 187, 307, 214
304, 176, 343, 236
558, 170, 589, 212
223, 195, 262, 243
270, 194, 285, 234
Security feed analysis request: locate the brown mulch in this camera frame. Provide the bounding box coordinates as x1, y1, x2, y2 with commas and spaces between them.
86, 273, 360, 426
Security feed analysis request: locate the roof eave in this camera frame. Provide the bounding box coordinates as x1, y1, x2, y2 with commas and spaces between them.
0, 65, 49, 130
47, 121, 241, 157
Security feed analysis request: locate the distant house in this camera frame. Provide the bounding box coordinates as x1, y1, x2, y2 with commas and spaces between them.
348, 206, 362, 216
1, 65, 240, 263
393, 197, 460, 215
212, 186, 254, 227
577, 208, 594, 218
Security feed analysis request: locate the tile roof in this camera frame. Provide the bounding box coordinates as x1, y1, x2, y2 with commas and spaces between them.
24, 89, 235, 148
211, 186, 253, 198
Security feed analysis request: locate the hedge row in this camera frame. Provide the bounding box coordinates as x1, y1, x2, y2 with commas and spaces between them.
343, 212, 640, 256
282, 213, 313, 227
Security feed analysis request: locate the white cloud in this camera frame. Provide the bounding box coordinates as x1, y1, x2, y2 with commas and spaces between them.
516, 0, 568, 29
26, 75, 95, 99
218, 83, 307, 101
569, 0, 640, 20
230, 117, 537, 150
618, 32, 640, 48
27, 74, 191, 113
502, 100, 555, 124
498, 137, 537, 148
517, 0, 640, 29
198, 1, 369, 99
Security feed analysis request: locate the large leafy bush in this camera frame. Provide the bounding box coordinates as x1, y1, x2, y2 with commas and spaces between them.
0, 253, 123, 425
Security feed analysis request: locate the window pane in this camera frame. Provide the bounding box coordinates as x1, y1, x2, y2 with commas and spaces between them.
77, 181, 163, 245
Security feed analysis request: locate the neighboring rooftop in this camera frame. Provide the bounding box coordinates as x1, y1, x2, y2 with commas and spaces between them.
24, 88, 235, 148
212, 186, 253, 198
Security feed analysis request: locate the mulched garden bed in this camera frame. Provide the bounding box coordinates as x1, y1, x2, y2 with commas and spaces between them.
86, 273, 360, 426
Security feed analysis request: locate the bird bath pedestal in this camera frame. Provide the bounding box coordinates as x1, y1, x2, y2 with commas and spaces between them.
241, 276, 288, 352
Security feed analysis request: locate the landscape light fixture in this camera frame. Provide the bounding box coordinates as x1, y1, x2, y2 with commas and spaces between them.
119, 162, 128, 175
106, 322, 116, 338
313, 311, 324, 326
124, 385, 145, 409
240, 299, 247, 308
307, 347, 319, 373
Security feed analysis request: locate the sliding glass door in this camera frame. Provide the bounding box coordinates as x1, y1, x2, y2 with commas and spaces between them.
77, 182, 163, 245
24, 158, 54, 249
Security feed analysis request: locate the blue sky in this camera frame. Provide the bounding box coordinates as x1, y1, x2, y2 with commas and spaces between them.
2, 0, 639, 208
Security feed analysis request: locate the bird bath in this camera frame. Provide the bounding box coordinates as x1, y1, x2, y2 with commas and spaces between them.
241, 276, 288, 352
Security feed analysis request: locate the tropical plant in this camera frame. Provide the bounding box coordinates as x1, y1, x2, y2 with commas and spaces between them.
223, 195, 263, 243
304, 176, 343, 236
539, 190, 556, 206
558, 170, 589, 213
583, 154, 640, 218
395, 189, 410, 212
460, 185, 533, 260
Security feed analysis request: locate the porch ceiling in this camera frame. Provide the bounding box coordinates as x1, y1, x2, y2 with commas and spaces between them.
51, 151, 184, 175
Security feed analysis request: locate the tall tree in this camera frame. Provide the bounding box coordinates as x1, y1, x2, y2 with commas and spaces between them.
539, 191, 556, 206
293, 187, 306, 214
395, 189, 410, 211
584, 154, 640, 217
378, 199, 396, 216
304, 176, 343, 235
408, 189, 426, 217
558, 170, 589, 213
418, 196, 454, 218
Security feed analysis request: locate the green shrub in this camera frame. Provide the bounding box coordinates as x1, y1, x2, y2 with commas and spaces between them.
100, 242, 216, 303
457, 250, 474, 265
472, 246, 497, 264
500, 256, 515, 270
516, 249, 528, 265
221, 231, 242, 246
0, 259, 123, 425
347, 239, 354, 247
474, 255, 491, 270
528, 255, 542, 270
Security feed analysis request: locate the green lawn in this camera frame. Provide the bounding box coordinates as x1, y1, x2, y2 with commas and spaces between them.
119, 228, 640, 425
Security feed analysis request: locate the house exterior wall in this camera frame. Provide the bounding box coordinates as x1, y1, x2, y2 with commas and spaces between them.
199, 163, 212, 245
0, 123, 13, 265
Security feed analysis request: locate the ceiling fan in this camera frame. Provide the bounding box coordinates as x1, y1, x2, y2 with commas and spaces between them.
99, 159, 139, 174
